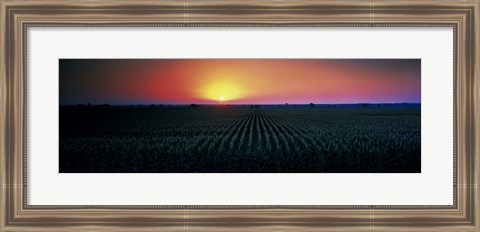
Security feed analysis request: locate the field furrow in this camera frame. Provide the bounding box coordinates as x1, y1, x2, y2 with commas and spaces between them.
255, 112, 263, 155
246, 112, 257, 154
236, 112, 253, 154
261, 112, 291, 155
258, 112, 272, 153
217, 113, 252, 157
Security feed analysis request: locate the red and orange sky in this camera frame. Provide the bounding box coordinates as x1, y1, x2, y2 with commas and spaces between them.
59, 59, 420, 105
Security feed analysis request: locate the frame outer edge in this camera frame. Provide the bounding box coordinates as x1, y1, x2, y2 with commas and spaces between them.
1, 1, 9, 232
1, 0, 479, 231
0, 1, 4, 231
474, 1, 479, 230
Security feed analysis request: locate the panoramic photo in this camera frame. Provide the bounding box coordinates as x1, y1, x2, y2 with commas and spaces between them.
59, 59, 421, 173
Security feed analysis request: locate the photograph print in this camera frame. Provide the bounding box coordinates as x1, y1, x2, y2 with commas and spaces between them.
59, 59, 421, 173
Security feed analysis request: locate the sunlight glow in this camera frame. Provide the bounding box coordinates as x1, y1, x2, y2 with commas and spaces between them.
202, 81, 243, 102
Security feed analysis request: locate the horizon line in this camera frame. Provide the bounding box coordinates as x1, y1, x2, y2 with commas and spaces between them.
60, 102, 422, 106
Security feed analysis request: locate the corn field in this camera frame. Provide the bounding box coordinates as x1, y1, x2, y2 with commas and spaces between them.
59, 106, 421, 173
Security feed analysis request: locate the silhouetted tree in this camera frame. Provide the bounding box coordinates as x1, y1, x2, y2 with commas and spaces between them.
190, 104, 198, 108
309, 103, 314, 108
362, 103, 369, 108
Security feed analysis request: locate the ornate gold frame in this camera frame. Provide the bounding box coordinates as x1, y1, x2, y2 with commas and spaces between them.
1, 0, 478, 231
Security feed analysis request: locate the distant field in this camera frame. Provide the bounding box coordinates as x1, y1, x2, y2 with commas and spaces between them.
59, 106, 421, 173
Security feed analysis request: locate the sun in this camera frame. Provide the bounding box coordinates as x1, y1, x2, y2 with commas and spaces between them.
219, 96, 225, 101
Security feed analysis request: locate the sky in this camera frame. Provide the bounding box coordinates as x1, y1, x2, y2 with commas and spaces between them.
59, 59, 421, 105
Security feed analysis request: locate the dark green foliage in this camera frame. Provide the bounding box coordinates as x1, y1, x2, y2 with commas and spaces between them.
59, 107, 421, 173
